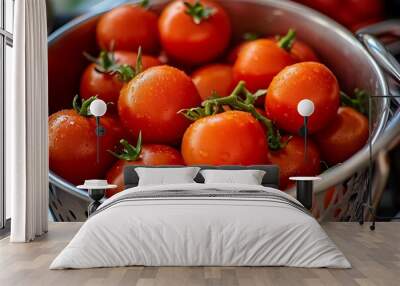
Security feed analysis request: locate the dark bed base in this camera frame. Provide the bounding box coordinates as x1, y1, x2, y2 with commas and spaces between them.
123, 165, 280, 190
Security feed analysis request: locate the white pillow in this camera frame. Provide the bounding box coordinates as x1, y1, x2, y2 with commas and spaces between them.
135, 167, 200, 186
200, 169, 266, 185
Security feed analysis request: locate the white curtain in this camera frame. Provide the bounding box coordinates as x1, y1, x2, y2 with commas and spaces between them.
7, 0, 49, 242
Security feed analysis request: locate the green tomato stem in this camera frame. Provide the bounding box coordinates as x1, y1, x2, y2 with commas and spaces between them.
340, 89, 369, 116
73, 95, 97, 117
243, 32, 260, 41
202, 81, 284, 150
139, 0, 149, 8
83, 46, 143, 83
278, 28, 296, 51
179, 81, 286, 150
108, 132, 142, 161
184, 0, 215, 24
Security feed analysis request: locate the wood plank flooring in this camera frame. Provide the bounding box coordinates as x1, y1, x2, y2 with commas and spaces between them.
0, 222, 399, 286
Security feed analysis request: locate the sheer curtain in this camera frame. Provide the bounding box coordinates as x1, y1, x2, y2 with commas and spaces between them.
7, 0, 48, 242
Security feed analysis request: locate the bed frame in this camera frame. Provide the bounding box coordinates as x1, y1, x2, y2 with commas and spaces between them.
123, 165, 280, 189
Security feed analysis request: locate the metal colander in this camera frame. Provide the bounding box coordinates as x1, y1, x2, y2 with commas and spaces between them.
48, 0, 400, 222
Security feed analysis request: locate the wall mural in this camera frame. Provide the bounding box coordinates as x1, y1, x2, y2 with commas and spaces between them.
48, 0, 378, 221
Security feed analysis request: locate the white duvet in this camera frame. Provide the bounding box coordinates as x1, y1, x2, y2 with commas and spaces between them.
50, 183, 351, 269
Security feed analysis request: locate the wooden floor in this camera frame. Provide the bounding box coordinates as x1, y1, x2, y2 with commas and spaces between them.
0, 222, 399, 286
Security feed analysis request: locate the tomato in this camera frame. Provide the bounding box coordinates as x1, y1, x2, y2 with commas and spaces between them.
290, 40, 319, 62
268, 35, 318, 62
267, 136, 320, 189
295, 0, 383, 29
335, 0, 383, 28
233, 39, 297, 92
256, 107, 266, 118
114, 51, 161, 70
158, 0, 231, 65
192, 64, 234, 101
350, 18, 382, 33
266, 62, 340, 134
80, 63, 122, 104
118, 65, 201, 145
49, 109, 123, 185
80, 51, 161, 104
229, 38, 317, 64
296, 0, 339, 18
182, 111, 269, 165
314, 107, 368, 165
96, 3, 159, 53
227, 42, 245, 64
106, 144, 184, 197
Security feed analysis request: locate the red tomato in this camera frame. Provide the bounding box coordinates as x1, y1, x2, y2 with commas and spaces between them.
106, 144, 184, 197
227, 41, 251, 64
158, 0, 231, 65
229, 38, 318, 64
80, 51, 161, 104
118, 65, 201, 145
297, 0, 339, 17
96, 4, 159, 53
49, 110, 123, 185
192, 64, 234, 101
314, 106, 368, 165
266, 62, 340, 134
256, 107, 267, 117
267, 136, 320, 189
290, 41, 319, 62
268, 35, 319, 62
335, 0, 383, 27
114, 51, 161, 70
296, 0, 383, 29
182, 111, 269, 165
80, 63, 122, 104
350, 18, 382, 33
233, 39, 297, 92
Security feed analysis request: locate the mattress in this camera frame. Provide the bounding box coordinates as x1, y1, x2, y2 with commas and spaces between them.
50, 183, 351, 269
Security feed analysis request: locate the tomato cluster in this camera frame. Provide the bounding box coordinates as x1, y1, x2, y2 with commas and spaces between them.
295, 0, 384, 32
48, 0, 369, 195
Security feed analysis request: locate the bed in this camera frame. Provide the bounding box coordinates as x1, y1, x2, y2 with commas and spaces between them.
50, 165, 351, 269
